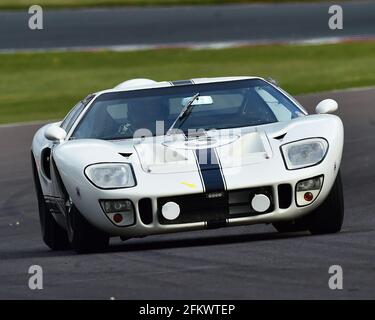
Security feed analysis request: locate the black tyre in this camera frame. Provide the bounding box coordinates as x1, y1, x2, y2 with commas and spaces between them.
307, 171, 344, 235
31, 154, 70, 250
66, 204, 109, 254
273, 220, 308, 233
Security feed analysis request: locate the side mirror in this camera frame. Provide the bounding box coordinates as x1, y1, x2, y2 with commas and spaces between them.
315, 99, 338, 114
45, 125, 67, 142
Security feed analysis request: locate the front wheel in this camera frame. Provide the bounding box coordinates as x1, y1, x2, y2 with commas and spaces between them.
31, 154, 70, 250
66, 204, 110, 254
273, 171, 344, 235
307, 171, 344, 235
273, 220, 308, 233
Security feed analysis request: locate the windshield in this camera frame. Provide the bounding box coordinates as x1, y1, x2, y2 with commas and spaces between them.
71, 79, 304, 140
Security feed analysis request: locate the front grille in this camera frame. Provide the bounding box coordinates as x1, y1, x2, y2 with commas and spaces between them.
158, 187, 274, 225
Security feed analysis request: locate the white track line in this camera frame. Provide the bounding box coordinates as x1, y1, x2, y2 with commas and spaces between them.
1, 36, 375, 54
0, 120, 53, 129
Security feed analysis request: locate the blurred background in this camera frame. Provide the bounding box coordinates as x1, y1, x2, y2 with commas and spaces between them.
0, 0, 374, 123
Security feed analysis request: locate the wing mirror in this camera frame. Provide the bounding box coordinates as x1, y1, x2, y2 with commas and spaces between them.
45, 125, 67, 142
315, 99, 338, 114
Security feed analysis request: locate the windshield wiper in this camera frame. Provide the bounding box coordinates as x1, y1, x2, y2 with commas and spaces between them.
167, 93, 200, 135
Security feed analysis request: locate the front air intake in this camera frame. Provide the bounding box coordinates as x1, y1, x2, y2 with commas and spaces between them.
138, 198, 153, 225
278, 184, 292, 209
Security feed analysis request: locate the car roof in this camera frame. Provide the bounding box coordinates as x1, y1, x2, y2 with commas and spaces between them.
94, 76, 263, 96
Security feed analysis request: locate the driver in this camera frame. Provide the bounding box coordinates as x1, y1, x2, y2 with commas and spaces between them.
119, 96, 167, 136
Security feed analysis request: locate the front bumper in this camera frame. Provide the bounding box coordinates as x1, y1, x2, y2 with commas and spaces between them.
71, 168, 338, 238
64, 137, 341, 238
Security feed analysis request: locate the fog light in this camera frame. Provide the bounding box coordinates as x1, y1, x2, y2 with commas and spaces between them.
296, 176, 323, 207
297, 177, 322, 192
162, 202, 180, 220
100, 200, 135, 226
102, 200, 132, 213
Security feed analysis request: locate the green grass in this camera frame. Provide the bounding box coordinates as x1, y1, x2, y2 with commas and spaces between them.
0, 0, 343, 10
1, 42, 375, 124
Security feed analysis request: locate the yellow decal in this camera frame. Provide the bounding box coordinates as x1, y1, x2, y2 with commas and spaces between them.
181, 181, 196, 189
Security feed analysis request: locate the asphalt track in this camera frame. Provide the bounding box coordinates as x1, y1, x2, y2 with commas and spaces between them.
0, 1, 375, 51
0, 87, 374, 299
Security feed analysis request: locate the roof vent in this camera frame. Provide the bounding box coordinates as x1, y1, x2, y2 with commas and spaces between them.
114, 78, 157, 90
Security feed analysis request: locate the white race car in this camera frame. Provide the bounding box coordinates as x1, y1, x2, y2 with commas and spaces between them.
31, 77, 344, 253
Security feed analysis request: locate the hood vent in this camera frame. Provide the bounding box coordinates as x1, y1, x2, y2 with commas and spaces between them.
273, 133, 287, 141
119, 153, 132, 158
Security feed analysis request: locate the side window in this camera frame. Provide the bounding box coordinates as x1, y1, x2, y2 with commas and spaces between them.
255, 87, 296, 121
277, 87, 308, 114
60, 102, 86, 133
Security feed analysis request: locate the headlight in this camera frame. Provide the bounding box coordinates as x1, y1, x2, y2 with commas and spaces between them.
281, 138, 328, 170
85, 163, 136, 189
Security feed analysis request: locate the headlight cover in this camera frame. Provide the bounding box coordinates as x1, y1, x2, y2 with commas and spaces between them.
281, 138, 328, 170
85, 163, 136, 189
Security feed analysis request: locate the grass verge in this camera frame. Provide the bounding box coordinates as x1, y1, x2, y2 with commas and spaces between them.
1, 42, 375, 124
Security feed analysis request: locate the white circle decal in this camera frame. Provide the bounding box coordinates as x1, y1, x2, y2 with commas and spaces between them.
161, 202, 181, 220
251, 194, 271, 213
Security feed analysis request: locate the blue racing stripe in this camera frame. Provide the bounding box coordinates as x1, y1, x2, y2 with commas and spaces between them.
195, 148, 225, 193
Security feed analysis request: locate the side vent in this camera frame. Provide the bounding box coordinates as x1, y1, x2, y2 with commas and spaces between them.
139, 198, 153, 225
278, 184, 292, 209
41, 148, 51, 179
